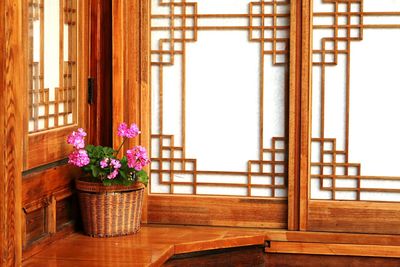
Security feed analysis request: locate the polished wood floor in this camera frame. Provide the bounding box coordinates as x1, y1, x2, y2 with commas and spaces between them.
22, 224, 400, 266
23, 225, 266, 267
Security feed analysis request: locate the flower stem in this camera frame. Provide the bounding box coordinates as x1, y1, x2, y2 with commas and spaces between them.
115, 137, 127, 157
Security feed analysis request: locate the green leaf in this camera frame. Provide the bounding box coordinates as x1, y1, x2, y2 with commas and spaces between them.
136, 170, 149, 187
102, 179, 112, 186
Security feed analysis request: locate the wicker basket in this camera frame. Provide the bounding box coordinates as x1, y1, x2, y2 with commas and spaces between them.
76, 178, 145, 237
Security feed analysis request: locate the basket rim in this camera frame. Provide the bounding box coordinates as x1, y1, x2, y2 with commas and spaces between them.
76, 177, 145, 193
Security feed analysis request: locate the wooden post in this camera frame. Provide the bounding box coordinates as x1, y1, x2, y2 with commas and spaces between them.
0, 0, 24, 265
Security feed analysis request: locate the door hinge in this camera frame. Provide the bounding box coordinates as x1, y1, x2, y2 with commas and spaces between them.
88, 77, 95, 104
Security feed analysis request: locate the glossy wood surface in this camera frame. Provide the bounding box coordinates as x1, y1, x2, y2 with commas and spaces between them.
0, 0, 24, 265
23, 225, 266, 267
23, 224, 400, 266
148, 195, 287, 228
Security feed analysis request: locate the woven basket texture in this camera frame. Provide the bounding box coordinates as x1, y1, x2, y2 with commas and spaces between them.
76, 179, 145, 237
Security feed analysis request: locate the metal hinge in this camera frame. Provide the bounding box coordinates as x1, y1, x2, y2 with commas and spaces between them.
88, 77, 95, 104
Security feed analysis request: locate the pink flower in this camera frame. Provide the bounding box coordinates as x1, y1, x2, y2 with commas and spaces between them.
68, 149, 90, 167
110, 159, 121, 169
126, 146, 151, 171
107, 169, 119, 179
100, 158, 109, 168
67, 128, 87, 149
117, 123, 140, 138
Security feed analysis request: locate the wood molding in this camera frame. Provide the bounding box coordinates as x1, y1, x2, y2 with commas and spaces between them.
266, 241, 400, 258
0, 0, 24, 265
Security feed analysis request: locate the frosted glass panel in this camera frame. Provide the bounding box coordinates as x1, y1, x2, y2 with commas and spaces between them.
28, 0, 78, 133
310, 0, 400, 202
150, 0, 290, 197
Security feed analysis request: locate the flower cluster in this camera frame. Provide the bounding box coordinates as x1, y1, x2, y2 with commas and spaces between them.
67, 123, 150, 186
67, 128, 90, 167
118, 123, 140, 138
127, 146, 151, 171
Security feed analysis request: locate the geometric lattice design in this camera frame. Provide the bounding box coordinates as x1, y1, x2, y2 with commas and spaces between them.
151, 1, 198, 66
28, 0, 77, 133
313, 0, 363, 65
311, 1, 400, 201
249, 0, 290, 64
151, 0, 290, 198
151, 135, 287, 196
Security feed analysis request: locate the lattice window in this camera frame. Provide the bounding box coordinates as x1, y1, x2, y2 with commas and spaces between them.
150, 0, 290, 197
28, 0, 77, 133
311, 0, 400, 202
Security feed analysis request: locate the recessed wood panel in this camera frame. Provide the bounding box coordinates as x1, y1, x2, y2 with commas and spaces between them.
25, 208, 47, 246
148, 195, 287, 228
307, 201, 400, 235
56, 196, 75, 231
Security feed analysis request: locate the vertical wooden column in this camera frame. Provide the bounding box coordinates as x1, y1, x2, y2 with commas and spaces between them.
299, 0, 313, 231
88, 0, 113, 147
0, 0, 24, 265
112, 0, 151, 222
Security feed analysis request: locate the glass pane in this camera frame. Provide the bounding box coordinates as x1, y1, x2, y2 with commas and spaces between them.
150, 0, 290, 197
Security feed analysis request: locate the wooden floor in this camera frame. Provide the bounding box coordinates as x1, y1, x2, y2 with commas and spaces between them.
22, 224, 400, 267
23, 225, 266, 267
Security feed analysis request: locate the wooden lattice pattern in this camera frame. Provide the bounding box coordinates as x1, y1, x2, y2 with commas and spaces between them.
28, 0, 78, 133
311, 0, 400, 200
150, 0, 290, 197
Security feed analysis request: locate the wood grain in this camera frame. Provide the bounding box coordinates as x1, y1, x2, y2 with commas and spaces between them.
299, 0, 312, 231
266, 241, 400, 258
0, 0, 24, 265
23, 225, 400, 266
88, 0, 112, 147
307, 200, 400, 235
148, 195, 287, 228
265, 253, 400, 267
112, 0, 151, 223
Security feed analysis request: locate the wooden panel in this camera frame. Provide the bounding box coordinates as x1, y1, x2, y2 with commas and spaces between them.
266, 241, 400, 258
22, 165, 79, 204
148, 195, 287, 228
56, 196, 75, 231
307, 200, 400, 235
265, 253, 400, 267
25, 208, 47, 246
0, 0, 24, 265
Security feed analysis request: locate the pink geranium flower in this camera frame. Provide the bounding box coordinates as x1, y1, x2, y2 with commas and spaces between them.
107, 169, 119, 179
68, 149, 90, 167
100, 158, 109, 168
67, 128, 87, 149
117, 123, 140, 138
126, 146, 151, 171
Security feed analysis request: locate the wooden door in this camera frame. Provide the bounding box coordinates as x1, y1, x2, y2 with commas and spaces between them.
302, 0, 400, 234
21, 0, 89, 255
147, 0, 294, 228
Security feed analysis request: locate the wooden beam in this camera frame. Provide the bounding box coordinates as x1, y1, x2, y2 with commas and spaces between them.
0, 0, 24, 265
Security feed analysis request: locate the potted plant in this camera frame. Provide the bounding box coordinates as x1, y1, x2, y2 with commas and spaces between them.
66, 123, 150, 237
